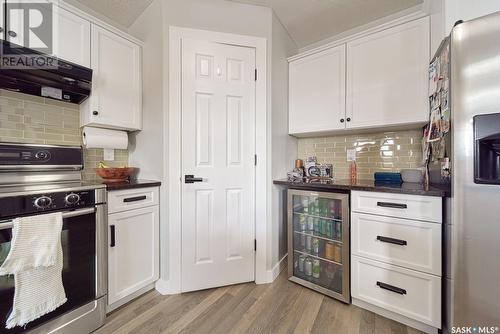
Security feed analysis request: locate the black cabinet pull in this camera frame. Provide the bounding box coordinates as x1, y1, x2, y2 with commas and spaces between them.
110, 225, 116, 247
7, 30, 17, 38
377, 236, 407, 246
123, 195, 147, 203
346, 117, 351, 122
185, 175, 203, 183
377, 281, 406, 295
340, 118, 345, 123
92, 111, 99, 116
377, 201, 407, 209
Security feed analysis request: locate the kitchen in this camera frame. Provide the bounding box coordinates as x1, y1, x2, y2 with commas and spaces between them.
0, 0, 499, 333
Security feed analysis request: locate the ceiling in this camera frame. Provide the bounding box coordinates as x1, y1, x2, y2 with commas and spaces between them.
73, 0, 154, 27
230, 0, 423, 48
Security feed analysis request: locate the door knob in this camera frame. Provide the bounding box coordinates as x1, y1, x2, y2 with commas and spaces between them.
185, 175, 203, 183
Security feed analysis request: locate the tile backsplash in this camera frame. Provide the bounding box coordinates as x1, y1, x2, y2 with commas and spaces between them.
0, 90, 128, 182
297, 129, 424, 180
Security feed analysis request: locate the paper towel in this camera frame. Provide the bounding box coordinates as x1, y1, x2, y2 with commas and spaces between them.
82, 127, 128, 150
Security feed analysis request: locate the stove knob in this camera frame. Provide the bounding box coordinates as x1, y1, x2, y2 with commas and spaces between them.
65, 193, 80, 205
34, 196, 52, 209
35, 151, 49, 160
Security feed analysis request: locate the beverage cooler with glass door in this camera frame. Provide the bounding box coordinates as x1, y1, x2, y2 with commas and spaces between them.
288, 189, 350, 303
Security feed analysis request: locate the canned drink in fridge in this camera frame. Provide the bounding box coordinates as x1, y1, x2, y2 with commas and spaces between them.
304, 257, 313, 276
326, 220, 333, 239
300, 233, 306, 248
299, 215, 306, 231
312, 259, 321, 278
302, 197, 309, 214
321, 219, 328, 236
335, 221, 342, 239
298, 254, 306, 272
313, 218, 319, 234
312, 238, 319, 255
307, 216, 314, 232
305, 235, 312, 251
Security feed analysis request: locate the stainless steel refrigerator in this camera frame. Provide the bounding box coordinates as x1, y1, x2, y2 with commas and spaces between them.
448, 11, 500, 331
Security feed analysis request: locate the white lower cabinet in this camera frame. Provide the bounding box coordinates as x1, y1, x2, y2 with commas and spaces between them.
107, 190, 159, 310
351, 191, 442, 333
351, 256, 441, 328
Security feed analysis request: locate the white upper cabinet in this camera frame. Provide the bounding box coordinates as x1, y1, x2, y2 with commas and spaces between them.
53, 7, 91, 67
81, 24, 142, 131
289, 45, 346, 135
346, 17, 430, 130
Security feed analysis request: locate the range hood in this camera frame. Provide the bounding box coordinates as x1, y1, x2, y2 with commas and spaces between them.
0, 40, 92, 104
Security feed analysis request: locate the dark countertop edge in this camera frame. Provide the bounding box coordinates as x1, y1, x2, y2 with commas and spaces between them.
273, 179, 450, 198
105, 179, 162, 191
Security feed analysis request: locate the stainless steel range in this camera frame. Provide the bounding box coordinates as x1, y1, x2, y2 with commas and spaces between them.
0, 143, 107, 334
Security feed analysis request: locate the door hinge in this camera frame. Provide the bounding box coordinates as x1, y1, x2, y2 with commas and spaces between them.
255, 69, 257, 81
254, 239, 257, 251
254, 154, 257, 166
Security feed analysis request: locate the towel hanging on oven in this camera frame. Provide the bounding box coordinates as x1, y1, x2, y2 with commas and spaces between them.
0, 212, 67, 329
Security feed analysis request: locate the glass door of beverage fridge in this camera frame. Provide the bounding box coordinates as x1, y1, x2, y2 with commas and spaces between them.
287, 189, 350, 303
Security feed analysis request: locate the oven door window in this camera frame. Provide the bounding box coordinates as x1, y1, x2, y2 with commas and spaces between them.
0, 212, 96, 333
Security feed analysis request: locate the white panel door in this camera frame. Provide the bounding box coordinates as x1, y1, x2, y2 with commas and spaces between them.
181, 38, 256, 292
0, 1, 4, 41
86, 24, 142, 131
108, 206, 159, 305
346, 17, 429, 129
52, 7, 90, 67
289, 45, 346, 135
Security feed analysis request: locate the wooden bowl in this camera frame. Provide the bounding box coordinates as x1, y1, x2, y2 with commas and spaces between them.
95, 167, 137, 183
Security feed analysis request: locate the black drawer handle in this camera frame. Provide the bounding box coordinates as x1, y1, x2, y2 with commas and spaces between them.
185, 175, 203, 183
123, 195, 147, 203
110, 225, 116, 248
377, 236, 407, 246
377, 281, 406, 295
377, 201, 407, 209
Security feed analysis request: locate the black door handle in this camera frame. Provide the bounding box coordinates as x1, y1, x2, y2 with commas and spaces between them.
377, 281, 406, 295
185, 175, 203, 183
377, 201, 408, 209
123, 195, 147, 203
110, 225, 116, 247
377, 236, 407, 246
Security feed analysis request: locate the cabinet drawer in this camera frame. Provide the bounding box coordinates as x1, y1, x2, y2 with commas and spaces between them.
108, 187, 159, 214
352, 213, 441, 275
352, 256, 441, 328
351, 191, 442, 223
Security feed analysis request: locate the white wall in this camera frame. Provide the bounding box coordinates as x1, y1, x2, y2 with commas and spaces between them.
444, 0, 500, 34
128, 0, 164, 181
269, 12, 297, 272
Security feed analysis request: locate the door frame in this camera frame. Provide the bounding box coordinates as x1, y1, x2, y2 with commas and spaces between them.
158, 26, 267, 294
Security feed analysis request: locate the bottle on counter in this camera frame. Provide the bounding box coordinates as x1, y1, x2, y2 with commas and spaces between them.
350, 161, 357, 183
293, 159, 305, 179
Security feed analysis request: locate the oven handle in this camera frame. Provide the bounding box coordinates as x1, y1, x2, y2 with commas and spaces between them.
0, 207, 97, 230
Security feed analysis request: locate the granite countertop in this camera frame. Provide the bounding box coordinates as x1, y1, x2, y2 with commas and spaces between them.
273, 178, 450, 197
105, 179, 162, 191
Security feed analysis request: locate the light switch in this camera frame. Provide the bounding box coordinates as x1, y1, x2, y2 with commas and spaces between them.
347, 149, 356, 162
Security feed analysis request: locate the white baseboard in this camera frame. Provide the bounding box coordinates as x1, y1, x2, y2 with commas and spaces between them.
352, 298, 439, 334
155, 278, 181, 295
258, 254, 287, 284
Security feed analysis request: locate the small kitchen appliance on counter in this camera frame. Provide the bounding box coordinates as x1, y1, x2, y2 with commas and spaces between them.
0, 143, 107, 334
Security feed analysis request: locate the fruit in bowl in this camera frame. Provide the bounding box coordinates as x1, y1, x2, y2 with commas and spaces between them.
95, 162, 138, 183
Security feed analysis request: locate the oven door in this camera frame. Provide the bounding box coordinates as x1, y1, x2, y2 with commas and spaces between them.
0, 206, 105, 333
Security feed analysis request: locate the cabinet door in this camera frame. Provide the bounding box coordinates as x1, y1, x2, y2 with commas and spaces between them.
53, 7, 90, 67
85, 24, 142, 131
108, 206, 159, 305
289, 45, 346, 135
346, 17, 429, 129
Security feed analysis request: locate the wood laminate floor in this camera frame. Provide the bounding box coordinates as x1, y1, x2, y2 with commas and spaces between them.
95, 271, 423, 334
